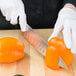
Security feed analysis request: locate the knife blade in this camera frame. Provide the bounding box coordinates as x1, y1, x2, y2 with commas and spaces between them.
22, 25, 48, 56
21, 25, 68, 69
58, 56, 68, 69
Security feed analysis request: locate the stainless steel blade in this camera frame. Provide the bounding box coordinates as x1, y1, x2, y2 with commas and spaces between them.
58, 56, 68, 69
22, 25, 48, 56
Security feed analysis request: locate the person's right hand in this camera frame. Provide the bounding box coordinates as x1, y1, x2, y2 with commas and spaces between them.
0, 0, 27, 32
48, 7, 76, 53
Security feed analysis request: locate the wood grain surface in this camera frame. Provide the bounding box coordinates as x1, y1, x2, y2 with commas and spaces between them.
0, 29, 75, 76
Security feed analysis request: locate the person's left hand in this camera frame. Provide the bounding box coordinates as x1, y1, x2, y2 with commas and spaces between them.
48, 7, 76, 53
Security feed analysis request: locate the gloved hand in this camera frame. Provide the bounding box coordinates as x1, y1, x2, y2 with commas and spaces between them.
48, 8, 76, 53
0, 0, 27, 32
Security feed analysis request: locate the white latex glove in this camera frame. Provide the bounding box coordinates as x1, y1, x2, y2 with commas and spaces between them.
48, 8, 76, 53
0, 0, 27, 32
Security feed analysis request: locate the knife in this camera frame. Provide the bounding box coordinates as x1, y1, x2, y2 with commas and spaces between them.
58, 56, 68, 69
21, 25, 68, 69
22, 25, 48, 56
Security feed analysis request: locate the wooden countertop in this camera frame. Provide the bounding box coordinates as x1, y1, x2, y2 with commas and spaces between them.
0, 29, 76, 76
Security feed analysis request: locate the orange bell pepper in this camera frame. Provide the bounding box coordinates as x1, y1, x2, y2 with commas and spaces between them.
45, 37, 73, 70
0, 37, 25, 63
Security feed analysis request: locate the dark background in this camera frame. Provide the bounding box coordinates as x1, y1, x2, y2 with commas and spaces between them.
0, 0, 75, 30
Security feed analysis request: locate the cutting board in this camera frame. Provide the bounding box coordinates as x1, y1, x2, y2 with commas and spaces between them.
0, 29, 76, 76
